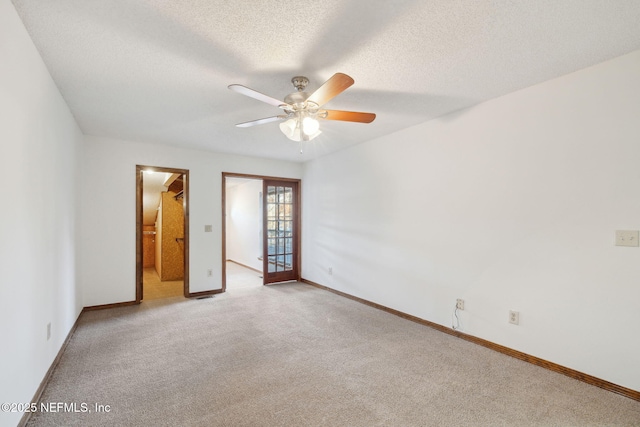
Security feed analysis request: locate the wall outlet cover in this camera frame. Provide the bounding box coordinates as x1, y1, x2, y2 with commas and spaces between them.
509, 310, 520, 325
615, 230, 639, 247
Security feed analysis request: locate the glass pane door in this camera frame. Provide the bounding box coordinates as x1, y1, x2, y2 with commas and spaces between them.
263, 180, 299, 284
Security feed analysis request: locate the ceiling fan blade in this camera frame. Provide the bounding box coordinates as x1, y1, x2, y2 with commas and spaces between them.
323, 110, 376, 123
307, 73, 354, 107
228, 84, 290, 109
235, 115, 287, 128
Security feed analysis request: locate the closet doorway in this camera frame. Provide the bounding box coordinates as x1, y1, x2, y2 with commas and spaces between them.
136, 165, 189, 302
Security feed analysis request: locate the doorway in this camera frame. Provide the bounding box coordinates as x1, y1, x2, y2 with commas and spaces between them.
136, 165, 189, 302
224, 176, 263, 290
222, 173, 301, 291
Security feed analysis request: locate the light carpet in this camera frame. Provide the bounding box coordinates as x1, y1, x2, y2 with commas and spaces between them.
142, 267, 183, 300
26, 282, 640, 426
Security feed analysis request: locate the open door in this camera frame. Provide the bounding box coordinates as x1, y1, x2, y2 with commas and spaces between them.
263, 179, 300, 284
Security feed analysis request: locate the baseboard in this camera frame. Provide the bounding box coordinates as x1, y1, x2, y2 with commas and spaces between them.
300, 278, 640, 402
83, 300, 139, 311
226, 259, 263, 274
17, 311, 83, 427
82, 288, 225, 308
187, 288, 224, 298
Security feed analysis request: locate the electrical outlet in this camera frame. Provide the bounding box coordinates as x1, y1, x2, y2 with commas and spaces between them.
456, 299, 464, 310
47, 323, 51, 340
328, 267, 333, 275
509, 310, 520, 325
207, 269, 213, 277
615, 230, 639, 247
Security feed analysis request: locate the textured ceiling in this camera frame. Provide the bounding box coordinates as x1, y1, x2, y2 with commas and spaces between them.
11, 0, 640, 162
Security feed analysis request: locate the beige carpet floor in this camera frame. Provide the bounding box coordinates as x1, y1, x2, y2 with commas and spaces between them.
143, 261, 261, 301
225, 261, 263, 290
142, 267, 183, 300
26, 282, 640, 426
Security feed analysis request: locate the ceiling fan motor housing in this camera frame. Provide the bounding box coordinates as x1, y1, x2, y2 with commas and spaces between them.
286, 77, 319, 112
284, 91, 314, 108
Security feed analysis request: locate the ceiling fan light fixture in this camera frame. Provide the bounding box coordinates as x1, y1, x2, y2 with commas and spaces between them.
302, 117, 320, 135
279, 118, 297, 140
304, 127, 322, 141
279, 116, 321, 142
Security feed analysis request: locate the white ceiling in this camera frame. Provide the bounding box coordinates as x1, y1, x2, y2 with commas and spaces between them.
11, 0, 640, 162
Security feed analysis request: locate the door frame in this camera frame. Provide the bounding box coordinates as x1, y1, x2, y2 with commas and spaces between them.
221, 172, 302, 291
136, 165, 190, 302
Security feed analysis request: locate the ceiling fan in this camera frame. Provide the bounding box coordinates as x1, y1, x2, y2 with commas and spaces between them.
228, 73, 376, 143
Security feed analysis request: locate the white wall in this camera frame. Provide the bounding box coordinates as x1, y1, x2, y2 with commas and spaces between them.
302, 50, 640, 392
0, 1, 83, 426
226, 179, 263, 271
80, 136, 302, 306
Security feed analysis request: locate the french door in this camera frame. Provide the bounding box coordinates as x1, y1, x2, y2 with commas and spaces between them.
263, 179, 300, 284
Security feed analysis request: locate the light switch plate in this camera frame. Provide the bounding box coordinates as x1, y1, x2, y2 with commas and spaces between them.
615, 230, 639, 247
204, 225, 213, 232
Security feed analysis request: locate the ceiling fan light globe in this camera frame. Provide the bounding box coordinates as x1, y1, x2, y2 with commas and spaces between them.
302, 117, 320, 135
306, 129, 322, 141
279, 118, 300, 141
279, 118, 322, 142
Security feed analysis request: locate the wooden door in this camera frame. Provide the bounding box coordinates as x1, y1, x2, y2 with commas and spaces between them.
263, 180, 300, 284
